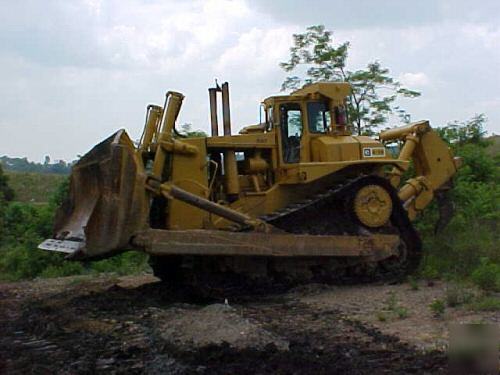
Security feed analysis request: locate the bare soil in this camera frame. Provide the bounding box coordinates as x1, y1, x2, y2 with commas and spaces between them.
0, 274, 497, 374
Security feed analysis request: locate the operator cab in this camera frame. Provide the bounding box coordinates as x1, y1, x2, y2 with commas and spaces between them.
264, 82, 351, 164
280, 103, 303, 163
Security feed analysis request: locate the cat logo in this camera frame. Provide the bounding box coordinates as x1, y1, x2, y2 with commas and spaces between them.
363, 147, 386, 158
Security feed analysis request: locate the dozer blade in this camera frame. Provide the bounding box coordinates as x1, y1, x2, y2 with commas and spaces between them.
132, 229, 400, 261
40, 130, 149, 260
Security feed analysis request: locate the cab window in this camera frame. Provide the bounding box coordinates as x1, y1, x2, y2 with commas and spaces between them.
307, 102, 331, 133
266, 106, 273, 131
280, 104, 303, 163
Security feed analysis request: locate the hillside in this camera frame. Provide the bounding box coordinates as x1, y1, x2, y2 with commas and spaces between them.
0, 156, 72, 174
6, 171, 66, 203
486, 135, 500, 156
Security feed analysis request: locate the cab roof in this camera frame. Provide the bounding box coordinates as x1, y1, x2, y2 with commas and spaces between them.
292, 82, 351, 100
263, 82, 351, 105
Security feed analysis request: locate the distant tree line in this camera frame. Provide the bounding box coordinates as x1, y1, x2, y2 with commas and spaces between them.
0, 156, 73, 175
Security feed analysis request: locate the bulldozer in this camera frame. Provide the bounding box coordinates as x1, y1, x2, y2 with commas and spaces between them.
39, 82, 461, 286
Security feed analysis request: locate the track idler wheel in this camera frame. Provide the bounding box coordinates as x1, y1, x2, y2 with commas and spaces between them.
352, 184, 393, 228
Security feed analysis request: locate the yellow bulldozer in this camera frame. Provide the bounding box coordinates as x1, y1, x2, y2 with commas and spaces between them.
39, 82, 461, 286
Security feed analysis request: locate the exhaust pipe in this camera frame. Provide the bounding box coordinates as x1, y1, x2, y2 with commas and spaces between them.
208, 87, 219, 137
208, 82, 240, 201
208, 82, 232, 136
221, 82, 231, 136
221, 82, 239, 200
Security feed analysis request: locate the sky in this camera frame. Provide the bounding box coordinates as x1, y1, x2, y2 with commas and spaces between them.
1, 0, 499, 162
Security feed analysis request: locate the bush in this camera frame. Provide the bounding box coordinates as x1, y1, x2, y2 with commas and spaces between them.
378, 292, 409, 320
429, 299, 446, 318
416, 117, 499, 282
407, 276, 419, 290
0, 164, 15, 202
471, 296, 500, 311
0, 178, 149, 281
445, 284, 476, 307
471, 258, 500, 292
90, 252, 149, 276
40, 262, 86, 278
0, 244, 67, 281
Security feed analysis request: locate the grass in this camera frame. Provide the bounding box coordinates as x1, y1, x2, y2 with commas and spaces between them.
6, 171, 66, 203
429, 299, 446, 318
445, 284, 476, 307
407, 276, 420, 291
376, 292, 409, 321
0, 239, 150, 282
470, 296, 500, 311
470, 258, 500, 292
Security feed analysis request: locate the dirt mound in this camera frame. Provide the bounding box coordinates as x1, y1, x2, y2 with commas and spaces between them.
158, 303, 289, 350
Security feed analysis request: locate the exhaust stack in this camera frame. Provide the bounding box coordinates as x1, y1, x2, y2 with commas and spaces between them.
208, 81, 233, 136
208, 88, 219, 137
207, 81, 240, 200
221, 82, 231, 136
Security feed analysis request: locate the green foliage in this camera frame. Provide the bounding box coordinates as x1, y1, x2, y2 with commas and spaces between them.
50, 176, 70, 207
395, 306, 409, 319
0, 164, 15, 202
0, 164, 15, 240
429, 299, 446, 318
416, 114, 499, 282
438, 114, 488, 147
379, 292, 409, 320
5, 171, 67, 203
0, 178, 148, 281
280, 25, 420, 134
471, 258, 500, 292
0, 155, 72, 174
386, 291, 398, 311
470, 296, 500, 311
177, 123, 207, 138
407, 276, 419, 291
485, 135, 500, 156
445, 284, 476, 307
89, 252, 149, 276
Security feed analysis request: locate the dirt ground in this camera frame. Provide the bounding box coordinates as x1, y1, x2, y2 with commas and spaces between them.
0, 273, 498, 374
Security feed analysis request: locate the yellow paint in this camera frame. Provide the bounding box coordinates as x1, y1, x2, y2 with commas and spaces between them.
130, 83, 460, 230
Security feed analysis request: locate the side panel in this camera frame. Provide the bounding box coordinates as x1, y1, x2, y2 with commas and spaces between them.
168, 138, 210, 229
310, 135, 360, 162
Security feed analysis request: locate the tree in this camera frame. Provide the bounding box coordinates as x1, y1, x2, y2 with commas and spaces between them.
280, 25, 420, 135
0, 164, 14, 202
438, 114, 498, 185
178, 123, 207, 138
0, 156, 71, 174
438, 113, 488, 148
0, 164, 14, 241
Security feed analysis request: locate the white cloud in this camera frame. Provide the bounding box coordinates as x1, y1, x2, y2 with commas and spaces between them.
94, 0, 256, 71
83, 0, 103, 15
461, 24, 500, 48
0, 1, 500, 161
216, 26, 296, 78
399, 72, 430, 87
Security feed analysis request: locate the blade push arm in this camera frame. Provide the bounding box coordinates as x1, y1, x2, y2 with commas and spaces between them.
380, 121, 462, 220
